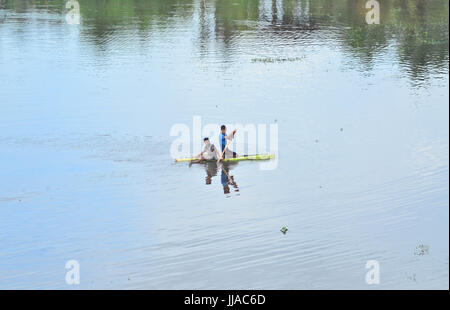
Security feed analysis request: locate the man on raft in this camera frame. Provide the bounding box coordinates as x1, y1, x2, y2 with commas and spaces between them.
190, 125, 238, 164
191, 137, 222, 163
219, 125, 238, 160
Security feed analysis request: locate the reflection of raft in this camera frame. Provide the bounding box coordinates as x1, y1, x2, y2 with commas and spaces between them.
175, 154, 275, 163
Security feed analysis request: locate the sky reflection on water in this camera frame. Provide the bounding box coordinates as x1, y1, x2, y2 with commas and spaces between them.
0, 0, 448, 289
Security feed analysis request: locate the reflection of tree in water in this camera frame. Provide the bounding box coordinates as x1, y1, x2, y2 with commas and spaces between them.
212, 0, 448, 82
78, 0, 195, 52
3, 0, 449, 83
197, 0, 212, 58
1, 0, 8, 23
342, 0, 448, 81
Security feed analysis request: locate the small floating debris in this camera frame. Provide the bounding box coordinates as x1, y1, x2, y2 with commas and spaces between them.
280, 226, 288, 234
407, 273, 417, 282
414, 244, 430, 256
340, 128, 344, 132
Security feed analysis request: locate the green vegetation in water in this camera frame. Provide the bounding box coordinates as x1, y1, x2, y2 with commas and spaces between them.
280, 226, 288, 234
414, 244, 430, 256
252, 56, 305, 64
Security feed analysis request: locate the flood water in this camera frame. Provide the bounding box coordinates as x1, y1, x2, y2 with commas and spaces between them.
0, 0, 448, 289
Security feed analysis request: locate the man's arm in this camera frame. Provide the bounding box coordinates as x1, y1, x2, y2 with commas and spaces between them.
194, 150, 204, 158
226, 129, 237, 141
215, 147, 222, 159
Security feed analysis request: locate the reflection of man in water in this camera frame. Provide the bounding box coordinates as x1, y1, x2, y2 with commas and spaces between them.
198, 162, 239, 196
221, 165, 239, 196
204, 162, 218, 185
221, 169, 230, 194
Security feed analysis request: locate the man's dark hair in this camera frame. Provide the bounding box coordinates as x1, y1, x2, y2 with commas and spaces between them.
221, 125, 226, 130
204, 137, 209, 141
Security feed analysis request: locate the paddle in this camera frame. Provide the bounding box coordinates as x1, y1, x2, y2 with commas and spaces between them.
217, 139, 231, 164
221, 165, 237, 187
